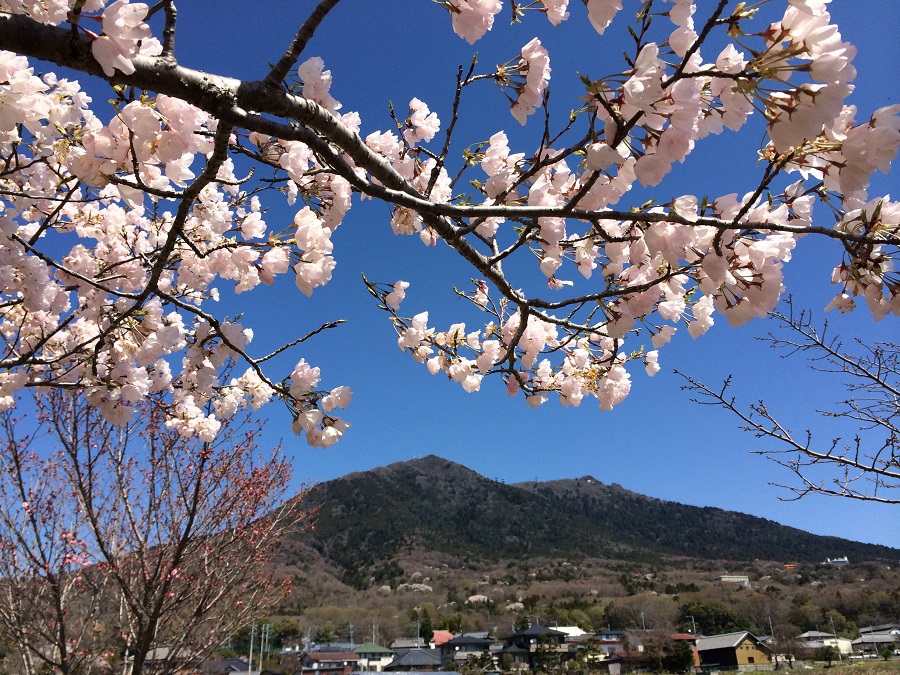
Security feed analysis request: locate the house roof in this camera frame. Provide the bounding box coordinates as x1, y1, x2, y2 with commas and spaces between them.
139, 646, 196, 663
853, 635, 898, 645
354, 643, 393, 655
504, 624, 567, 639
305, 652, 359, 662
799, 631, 836, 639
203, 658, 249, 674
697, 632, 763, 652
498, 645, 530, 655
444, 635, 494, 648
391, 639, 426, 650
431, 630, 454, 646
313, 643, 355, 653
387, 649, 442, 668
553, 626, 589, 638
860, 624, 900, 634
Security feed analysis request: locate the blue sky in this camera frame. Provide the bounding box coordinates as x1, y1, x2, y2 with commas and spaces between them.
64, 2, 900, 547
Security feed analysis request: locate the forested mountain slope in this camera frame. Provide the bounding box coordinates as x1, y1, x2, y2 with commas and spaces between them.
288, 456, 897, 588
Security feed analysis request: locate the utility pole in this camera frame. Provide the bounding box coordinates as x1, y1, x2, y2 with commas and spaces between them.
249, 623, 257, 675
767, 612, 778, 670
349, 622, 355, 649
829, 616, 843, 663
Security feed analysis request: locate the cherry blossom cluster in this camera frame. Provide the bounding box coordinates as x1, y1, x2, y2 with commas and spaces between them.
0, 0, 898, 432
373, 284, 641, 410
357, 0, 898, 409
758, 0, 858, 153
0, 46, 352, 445
504, 38, 551, 125
368, 184, 805, 410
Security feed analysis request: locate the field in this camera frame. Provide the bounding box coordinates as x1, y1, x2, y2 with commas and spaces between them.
774, 662, 900, 675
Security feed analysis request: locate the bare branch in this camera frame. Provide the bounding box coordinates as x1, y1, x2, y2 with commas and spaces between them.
678, 302, 900, 503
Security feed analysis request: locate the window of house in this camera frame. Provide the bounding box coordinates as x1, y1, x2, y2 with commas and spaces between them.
748, 657, 755, 663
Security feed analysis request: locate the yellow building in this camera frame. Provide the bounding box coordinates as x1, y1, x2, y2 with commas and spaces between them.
697, 631, 772, 671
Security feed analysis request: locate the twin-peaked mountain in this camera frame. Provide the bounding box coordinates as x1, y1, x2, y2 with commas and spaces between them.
286, 455, 897, 588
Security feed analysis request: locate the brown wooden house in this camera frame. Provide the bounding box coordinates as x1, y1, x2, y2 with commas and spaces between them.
696, 632, 771, 672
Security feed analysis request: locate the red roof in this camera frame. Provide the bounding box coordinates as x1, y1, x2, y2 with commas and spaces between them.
670, 633, 698, 641
432, 630, 454, 646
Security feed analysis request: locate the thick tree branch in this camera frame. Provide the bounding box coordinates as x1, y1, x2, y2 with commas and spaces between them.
263, 0, 342, 87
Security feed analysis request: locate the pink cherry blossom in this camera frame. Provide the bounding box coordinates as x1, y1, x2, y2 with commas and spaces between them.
585, 0, 623, 35
541, 0, 570, 26
90, 0, 151, 77
447, 0, 502, 44
385, 281, 410, 310
509, 38, 551, 125
297, 57, 341, 112
403, 98, 441, 146
0, 0, 897, 441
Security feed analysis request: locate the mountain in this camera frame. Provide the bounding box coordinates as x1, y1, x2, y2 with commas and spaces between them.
287, 455, 898, 589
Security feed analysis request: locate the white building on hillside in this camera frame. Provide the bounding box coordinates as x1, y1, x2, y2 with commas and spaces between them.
797, 631, 853, 656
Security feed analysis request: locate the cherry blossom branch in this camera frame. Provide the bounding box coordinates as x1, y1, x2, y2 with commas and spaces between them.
428, 61, 475, 197
3, 11, 891, 250
3, 13, 893, 258
232, 103, 896, 259
86, 123, 234, 376
0, 1, 896, 436
662, 0, 730, 89
254, 319, 346, 364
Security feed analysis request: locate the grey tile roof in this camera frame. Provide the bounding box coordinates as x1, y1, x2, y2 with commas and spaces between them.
444, 635, 494, 648
696, 631, 755, 651
853, 635, 899, 645
504, 624, 567, 640
387, 649, 442, 669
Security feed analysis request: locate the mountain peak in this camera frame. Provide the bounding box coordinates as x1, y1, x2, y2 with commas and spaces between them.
295, 456, 899, 590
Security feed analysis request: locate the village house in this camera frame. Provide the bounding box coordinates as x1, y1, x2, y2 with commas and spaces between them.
696, 631, 772, 672
439, 633, 497, 668
498, 623, 575, 670
353, 642, 394, 672
714, 575, 751, 588
852, 633, 900, 657
299, 651, 360, 675
383, 647, 443, 671
796, 630, 853, 656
